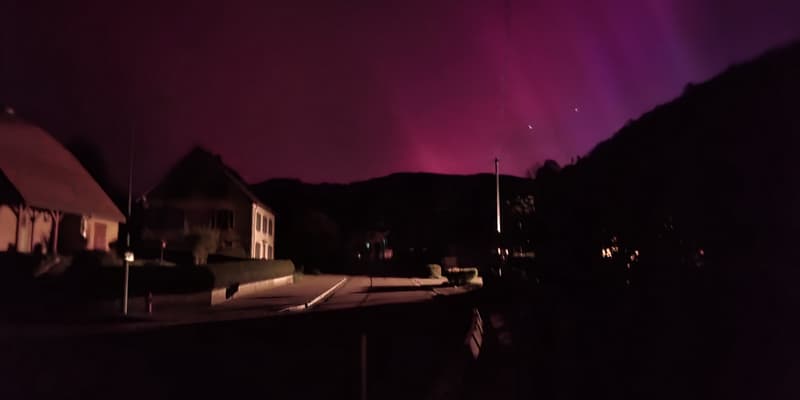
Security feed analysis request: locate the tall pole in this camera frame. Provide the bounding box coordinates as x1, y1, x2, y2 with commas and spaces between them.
496, 0, 509, 235
122, 128, 134, 315
495, 158, 501, 234
360, 332, 368, 400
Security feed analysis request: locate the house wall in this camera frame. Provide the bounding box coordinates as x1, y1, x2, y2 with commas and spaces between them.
142, 150, 272, 260
143, 197, 252, 256
31, 211, 54, 253
84, 216, 119, 251
0, 205, 119, 254
251, 203, 275, 259
0, 206, 54, 254
0, 205, 17, 251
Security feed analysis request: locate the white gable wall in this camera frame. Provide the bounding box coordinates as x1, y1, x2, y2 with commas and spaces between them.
251, 203, 275, 259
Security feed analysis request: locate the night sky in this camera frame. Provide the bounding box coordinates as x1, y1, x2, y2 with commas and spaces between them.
3, 0, 800, 193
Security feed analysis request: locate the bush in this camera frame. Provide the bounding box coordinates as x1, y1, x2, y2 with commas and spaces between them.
78, 259, 295, 299
83, 266, 215, 299
426, 264, 443, 279
186, 228, 219, 265
444, 267, 479, 286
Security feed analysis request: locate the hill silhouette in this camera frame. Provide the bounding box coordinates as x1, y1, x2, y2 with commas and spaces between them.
251, 172, 535, 272
525, 40, 800, 399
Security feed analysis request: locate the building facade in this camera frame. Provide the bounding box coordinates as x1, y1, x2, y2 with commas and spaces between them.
0, 111, 125, 256
140, 147, 275, 262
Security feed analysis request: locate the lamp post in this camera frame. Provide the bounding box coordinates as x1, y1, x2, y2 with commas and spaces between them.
495, 157, 501, 234
122, 129, 134, 316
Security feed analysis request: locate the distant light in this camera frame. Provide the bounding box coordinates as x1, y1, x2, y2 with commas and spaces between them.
124, 251, 135, 263
527, 124, 533, 130
573, 107, 580, 113
365, 242, 370, 249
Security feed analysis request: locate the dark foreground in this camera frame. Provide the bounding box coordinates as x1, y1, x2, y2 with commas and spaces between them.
0, 292, 477, 400
4, 265, 800, 400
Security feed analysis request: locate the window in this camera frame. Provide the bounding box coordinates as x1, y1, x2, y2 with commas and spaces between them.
255, 212, 262, 232
262, 241, 267, 259
267, 245, 273, 260
268, 218, 273, 236
261, 214, 267, 233
254, 242, 261, 259
211, 209, 234, 229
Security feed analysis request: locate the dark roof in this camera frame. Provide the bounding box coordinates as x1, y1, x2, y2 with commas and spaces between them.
0, 115, 126, 222
146, 147, 273, 212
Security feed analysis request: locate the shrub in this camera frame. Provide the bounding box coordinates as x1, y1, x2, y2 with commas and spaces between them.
426, 264, 443, 279
444, 267, 479, 286
80, 259, 295, 299
186, 228, 219, 265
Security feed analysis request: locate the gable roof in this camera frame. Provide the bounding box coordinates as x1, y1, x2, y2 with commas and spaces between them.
145, 147, 272, 212
0, 114, 126, 222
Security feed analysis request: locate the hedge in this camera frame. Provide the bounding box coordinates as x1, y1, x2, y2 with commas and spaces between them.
205, 259, 295, 289
78, 259, 295, 299
426, 264, 443, 279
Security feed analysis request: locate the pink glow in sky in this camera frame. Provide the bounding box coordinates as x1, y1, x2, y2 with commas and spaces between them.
4, 0, 800, 191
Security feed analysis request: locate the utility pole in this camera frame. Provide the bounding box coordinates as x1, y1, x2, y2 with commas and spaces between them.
122, 128, 134, 315
495, 157, 501, 234
360, 332, 368, 400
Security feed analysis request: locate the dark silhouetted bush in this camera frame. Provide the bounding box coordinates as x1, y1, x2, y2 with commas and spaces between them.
426, 264, 442, 279
443, 267, 478, 285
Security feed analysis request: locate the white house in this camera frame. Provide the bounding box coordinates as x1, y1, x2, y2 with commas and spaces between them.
0, 110, 125, 255
140, 147, 275, 261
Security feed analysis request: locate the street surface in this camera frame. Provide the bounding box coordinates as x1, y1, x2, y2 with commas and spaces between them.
0, 276, 482, 400
0, 274, 481, 338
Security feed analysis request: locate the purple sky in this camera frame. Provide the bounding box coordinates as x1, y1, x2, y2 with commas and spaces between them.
3, 0, 800, 192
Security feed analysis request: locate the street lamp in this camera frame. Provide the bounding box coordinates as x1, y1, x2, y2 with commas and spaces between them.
122, 128, 134, 316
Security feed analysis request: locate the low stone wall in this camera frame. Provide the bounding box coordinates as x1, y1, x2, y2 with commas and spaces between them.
210, 274, 294, 305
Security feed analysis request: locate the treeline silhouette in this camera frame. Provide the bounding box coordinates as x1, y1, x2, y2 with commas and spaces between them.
515, 41, 800, 399
250, 173, 534, 274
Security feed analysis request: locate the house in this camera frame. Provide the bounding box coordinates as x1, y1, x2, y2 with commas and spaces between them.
139, 147, 275, 262
0, 110, 126, 255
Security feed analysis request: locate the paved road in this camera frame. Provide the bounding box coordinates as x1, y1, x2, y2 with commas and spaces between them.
318, 276, 452, 311
213, 274, 348, 313
217, 275, 478, 313
0, 274, 481, 338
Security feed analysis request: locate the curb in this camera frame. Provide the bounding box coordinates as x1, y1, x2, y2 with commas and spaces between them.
280, 277, 349, 312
